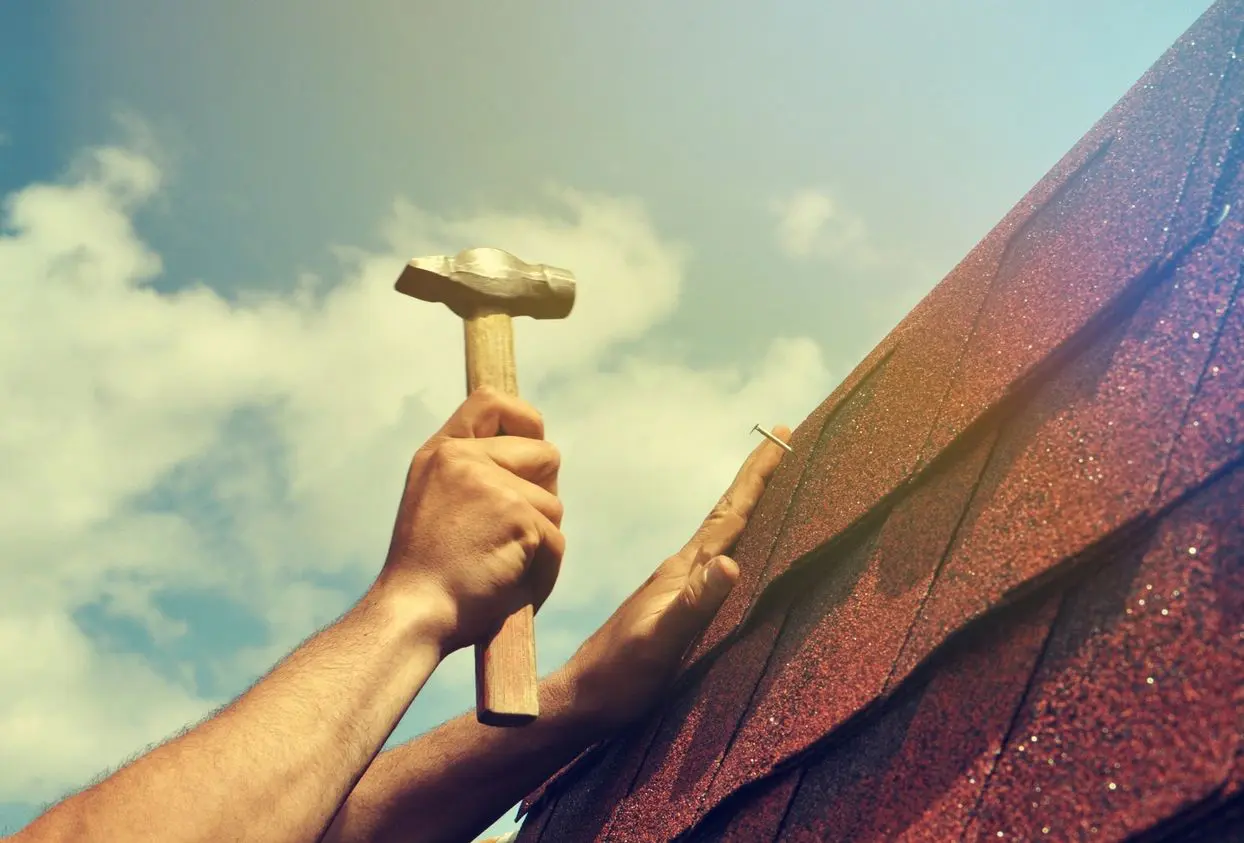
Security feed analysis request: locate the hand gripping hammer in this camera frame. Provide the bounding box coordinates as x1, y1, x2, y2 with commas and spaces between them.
396, 247, 576, 726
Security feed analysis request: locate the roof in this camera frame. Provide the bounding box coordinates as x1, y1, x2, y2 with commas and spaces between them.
516, 3, 1244, 840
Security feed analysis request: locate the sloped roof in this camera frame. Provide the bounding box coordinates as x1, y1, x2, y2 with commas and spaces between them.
518, 3, 1244, 840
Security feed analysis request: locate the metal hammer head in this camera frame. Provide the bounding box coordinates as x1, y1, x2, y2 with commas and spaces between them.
396, 247, 576, 320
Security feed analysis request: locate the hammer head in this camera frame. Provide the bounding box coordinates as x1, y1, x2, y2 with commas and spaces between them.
396, 247, 576, 320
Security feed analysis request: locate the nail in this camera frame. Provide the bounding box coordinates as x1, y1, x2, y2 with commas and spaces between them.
751, 423, 793, 453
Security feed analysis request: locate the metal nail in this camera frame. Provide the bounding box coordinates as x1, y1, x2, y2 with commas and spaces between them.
751, 423, 793, 453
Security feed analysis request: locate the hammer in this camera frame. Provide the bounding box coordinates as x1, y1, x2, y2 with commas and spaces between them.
396, 247, 576, 726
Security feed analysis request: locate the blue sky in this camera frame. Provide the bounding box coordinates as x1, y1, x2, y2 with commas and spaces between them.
0, 2, 1215, 838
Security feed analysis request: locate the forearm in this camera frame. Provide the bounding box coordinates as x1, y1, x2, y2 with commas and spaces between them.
16, 590, 443, 843
325, 668, 602, 843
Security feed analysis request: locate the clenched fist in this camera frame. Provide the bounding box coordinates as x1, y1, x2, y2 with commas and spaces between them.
376, 387, 565, 655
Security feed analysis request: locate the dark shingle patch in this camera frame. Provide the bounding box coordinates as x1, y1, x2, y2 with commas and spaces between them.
603, 594, 796, 841
683, 770, 801, 843
772, 591, 1061, 842
531, 716, 662, 842
704, 526, 881, 806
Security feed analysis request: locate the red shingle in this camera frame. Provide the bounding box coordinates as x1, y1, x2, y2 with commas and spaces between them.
531, 718, 661, 842
774, 592, 1061, 843
966, 461, 1244, 841
1158, 241, 1244, 505
704, 527, 881, 806
1158, 2, 1244, 256
704, 431, 996, 805
922, 8, 1244, 461
685, 770, 801, 843
604, 598, 793, 841
892, 223, 1244, 680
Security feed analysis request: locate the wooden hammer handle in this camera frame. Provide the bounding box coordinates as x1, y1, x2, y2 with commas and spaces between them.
464, 312, 540, 726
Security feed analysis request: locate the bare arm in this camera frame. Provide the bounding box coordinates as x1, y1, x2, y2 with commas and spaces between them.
325, 668, 597, 843
13, 591, 443, 843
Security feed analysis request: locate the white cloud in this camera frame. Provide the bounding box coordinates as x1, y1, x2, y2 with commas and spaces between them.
0, 139, 832, 807
768, 187, 948, 342
771, 188, 873, 264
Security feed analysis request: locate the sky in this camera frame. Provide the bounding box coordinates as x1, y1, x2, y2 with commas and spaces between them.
0, 2, 1217, 839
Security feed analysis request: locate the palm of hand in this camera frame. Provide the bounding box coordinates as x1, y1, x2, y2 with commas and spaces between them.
562, 427, 790, 733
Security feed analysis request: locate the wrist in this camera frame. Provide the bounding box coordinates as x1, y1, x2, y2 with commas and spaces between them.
360, 579, 457, 662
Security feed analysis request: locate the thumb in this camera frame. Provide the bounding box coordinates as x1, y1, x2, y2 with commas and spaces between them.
664, 554, 740, 642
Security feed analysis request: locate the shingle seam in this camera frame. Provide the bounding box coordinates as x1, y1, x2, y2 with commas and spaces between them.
694, 139, 1176, 667
1159, 18, 1244, 258
1153, 449, 1244, 535
519, 746, 600, 821
1196, 22, 1244, 242
1150, 67, 1244, 502
526, 792, 559, 842
595, 719, 669, 841
769, 768, 808, 843
683, 595, 803, 832
521, 350, 901, 821
880, 426, 1003, 695
913, 136, 1116, 468
953, 451, 1244, 841
1158, 260, 1242, 502
956, 590, 1069, 843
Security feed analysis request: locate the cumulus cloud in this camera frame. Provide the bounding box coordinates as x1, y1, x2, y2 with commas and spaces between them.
770, 188, 875, 265
0, 140, 833, 808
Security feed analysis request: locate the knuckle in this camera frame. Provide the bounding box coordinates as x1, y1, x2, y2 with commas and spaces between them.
472, 384, 502, 404
429, 440, 483, 484
498, 486, 526, 512
542, 441, 562, 472
525, 403, 545, 432
429, 437, 467, 466
514, 517, 542, 554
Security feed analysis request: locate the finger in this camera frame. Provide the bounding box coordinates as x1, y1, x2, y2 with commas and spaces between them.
653, 555, 740, 646
681, 424, 791, 559
476, 436, 561, 490
726, 424, 792, 514
526, 512, 566, 613
495, 471, 565, 527
440, 386, 545, 440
